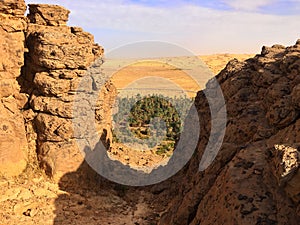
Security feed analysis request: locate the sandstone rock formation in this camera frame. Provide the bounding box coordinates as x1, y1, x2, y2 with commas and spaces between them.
159, 41, 300, 225
0, 1, 299, 225
22, 3, 115, 180
0, 0, 115, 179
27, 4, 69, 26
0, 0, 28, 176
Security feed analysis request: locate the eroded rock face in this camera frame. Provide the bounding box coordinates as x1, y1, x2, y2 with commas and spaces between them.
0, 1, 115, 180
22, 4, 113, 180
0, 1, 299, 224
273, 144, 300, 203
159, 41, 300, 224
27, 4, 70, 26
0, 0, 28, 176
0, 0, 26, 17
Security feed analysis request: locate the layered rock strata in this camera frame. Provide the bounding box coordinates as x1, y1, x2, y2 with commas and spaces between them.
22, 4, 115, 180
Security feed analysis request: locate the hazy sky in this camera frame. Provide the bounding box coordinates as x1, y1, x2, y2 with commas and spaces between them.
25, 0, 300, 56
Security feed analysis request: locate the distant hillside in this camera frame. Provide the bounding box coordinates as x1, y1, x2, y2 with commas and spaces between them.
109, 54, 254, 98
199, 53, 255, 74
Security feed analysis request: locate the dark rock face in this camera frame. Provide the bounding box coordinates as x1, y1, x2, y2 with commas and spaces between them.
159, 42, 300, 225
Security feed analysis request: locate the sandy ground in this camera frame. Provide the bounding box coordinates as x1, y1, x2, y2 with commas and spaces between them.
200, 54, 254, 74
0, 166, 164, 225
108, 143, 171, 174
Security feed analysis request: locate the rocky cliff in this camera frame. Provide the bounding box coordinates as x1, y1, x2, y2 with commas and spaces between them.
0, 0, 116, 180
0, 1, 299, 225
0, 0, 28, 176
159, 42, 300, 224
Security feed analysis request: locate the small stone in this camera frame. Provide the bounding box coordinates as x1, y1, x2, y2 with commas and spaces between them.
254, 169, 262, 175
0, 188, 21, 202
14, 202, 39, 217
138, 159, 148, 166
17, 188, 32, 200
33, 187, 57, 198
238, 194, 248, 201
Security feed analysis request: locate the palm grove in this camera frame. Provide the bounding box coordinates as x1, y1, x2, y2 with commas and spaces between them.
112, 94, 193, 155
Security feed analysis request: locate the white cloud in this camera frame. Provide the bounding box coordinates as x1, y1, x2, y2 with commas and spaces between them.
221, 0, 275, 11
24, 0, 300, 55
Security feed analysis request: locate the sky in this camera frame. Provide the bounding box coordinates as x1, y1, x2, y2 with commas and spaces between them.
25, 0, 300, 56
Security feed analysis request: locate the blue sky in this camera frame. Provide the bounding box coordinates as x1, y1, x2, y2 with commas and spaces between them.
25, 0, 300, 56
